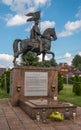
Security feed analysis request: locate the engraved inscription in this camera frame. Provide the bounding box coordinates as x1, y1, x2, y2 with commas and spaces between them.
24, 72, 48, 96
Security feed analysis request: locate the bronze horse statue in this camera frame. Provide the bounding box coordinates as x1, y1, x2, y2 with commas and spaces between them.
13, 28, 57, 66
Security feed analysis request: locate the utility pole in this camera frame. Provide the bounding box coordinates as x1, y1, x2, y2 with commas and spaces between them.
4, 74, 7, 92
66, 74, 68, 85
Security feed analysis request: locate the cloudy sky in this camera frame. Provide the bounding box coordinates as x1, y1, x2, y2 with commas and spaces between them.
0, 0, 81, 68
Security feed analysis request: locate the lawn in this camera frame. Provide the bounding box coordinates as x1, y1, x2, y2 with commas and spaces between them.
58, 84, 81, 107
0, 88, 10, 98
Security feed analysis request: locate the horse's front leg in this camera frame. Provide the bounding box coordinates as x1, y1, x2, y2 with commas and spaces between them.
13, 56, 17, 66
13, 51, 21, 66
46, 51, 55, 61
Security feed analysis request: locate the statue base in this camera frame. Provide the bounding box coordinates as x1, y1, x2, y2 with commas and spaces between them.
19, 98, 77, 119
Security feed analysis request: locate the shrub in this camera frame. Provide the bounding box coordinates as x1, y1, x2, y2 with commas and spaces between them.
73, 74, 81, 96
58, 73, 64, 93
0, 70, 10, 93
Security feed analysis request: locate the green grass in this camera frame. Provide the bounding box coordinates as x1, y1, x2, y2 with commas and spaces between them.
58, 84, 81, 107
0, 88, 10, 99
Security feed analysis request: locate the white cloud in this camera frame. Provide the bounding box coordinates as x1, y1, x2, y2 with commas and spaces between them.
76, 6, 81, 19
38, 54, 50, 61
58, 5, 81, 38
78, 52, 81, 56
2, 0, 51, 26
64, 52, 71, 58
58, 30, 73, 37
2, 0, 13, 5
26, 20, 55, 33
56, 52, 72, 65
0, 53, 21, 68
40, 21, 55, 32
34, 0, 51, 7
0, 53, 50, 68
65, 20, 81, 31
63, 52, 72, 65
6, 14, 27, 26
58, 20, 81, 37
2, 51, 81, 67
0, 53, 13, 68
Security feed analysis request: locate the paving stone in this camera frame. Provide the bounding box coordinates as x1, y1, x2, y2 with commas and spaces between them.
22, 119, 34, 124
24, 126, 40, 130
0, 99, 81, 130
69, 124, 81, 130
0, 127, 10, 130
50, 121, 65, 126
40, 126, 56, 130
10, 128, 26, 130
54, 125, 71, 130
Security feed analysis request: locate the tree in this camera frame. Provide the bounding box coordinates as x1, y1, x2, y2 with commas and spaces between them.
72, 54, 81, 70
73, 74, 81, 96
58, 73, 64, 93
21, 51, 57, 67
21, 51, 39, 66
0, 70, 10, 93
78, 64, 81, 71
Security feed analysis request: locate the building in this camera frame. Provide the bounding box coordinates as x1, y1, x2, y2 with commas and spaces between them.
55, 63, 81, 77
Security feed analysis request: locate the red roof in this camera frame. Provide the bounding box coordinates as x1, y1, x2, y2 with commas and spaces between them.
55, 64, 80, 77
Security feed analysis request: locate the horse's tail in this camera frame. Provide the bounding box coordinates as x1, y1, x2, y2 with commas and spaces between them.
13, 39, 21, 57
13, 39, 21, 52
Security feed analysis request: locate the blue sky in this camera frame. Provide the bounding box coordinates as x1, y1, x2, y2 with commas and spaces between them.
0, 0, 81, 68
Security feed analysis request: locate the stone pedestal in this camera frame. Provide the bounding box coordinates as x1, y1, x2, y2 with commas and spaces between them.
10, 66, 58, 106
10, 66, 77, 119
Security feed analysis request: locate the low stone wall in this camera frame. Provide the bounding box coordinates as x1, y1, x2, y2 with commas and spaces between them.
19, 99, 77, 119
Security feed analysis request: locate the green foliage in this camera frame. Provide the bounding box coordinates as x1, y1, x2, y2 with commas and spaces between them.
58, 73, 64, 93
73, 74, 81, 96
0, 70, 10, 93
21, 51, 57, 67
42, 59, 57, 67
0, 88, 10, 98
72, 54, 81, 70
78, 64, 81, 71
21, 51, 39, 66
58, 84, 81, 106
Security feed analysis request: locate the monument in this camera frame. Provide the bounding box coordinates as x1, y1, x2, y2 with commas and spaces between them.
13, 11, 57, 66
10, 11, 77, 120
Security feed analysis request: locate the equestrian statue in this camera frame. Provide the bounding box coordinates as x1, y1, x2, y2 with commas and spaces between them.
13, 11, 57, 66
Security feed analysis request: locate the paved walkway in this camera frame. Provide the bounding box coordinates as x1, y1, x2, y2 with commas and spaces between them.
0, 99, 81, 130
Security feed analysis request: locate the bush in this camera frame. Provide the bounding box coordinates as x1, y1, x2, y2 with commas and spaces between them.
58, 73, 64, 93
0, 70, 10, 93
73, 74, 81, 96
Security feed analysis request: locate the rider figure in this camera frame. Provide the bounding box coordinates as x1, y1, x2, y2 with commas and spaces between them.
30, 20, 42, 53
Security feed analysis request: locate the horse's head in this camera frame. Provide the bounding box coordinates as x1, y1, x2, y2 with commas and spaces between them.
43, 28, 57, 41
49, 28, 57, 41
